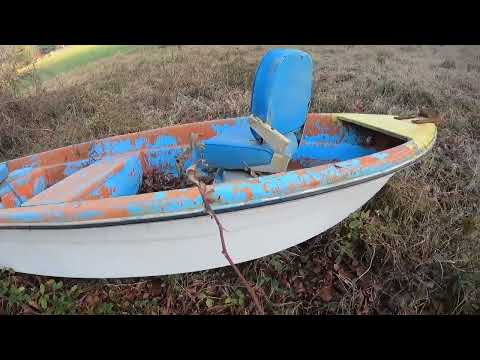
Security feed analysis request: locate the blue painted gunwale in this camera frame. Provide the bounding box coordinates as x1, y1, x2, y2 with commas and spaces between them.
0, 113, 436, 228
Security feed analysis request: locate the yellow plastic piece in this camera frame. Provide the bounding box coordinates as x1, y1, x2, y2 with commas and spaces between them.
335, 113, 437, 151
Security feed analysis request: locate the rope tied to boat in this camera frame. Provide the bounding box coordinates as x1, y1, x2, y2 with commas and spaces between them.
186, 164, 265, 315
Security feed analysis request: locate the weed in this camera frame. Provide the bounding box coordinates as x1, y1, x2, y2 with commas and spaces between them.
439, 59, 456, 69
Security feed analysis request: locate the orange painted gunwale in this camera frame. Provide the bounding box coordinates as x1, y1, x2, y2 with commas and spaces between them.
0, 114, 433, 226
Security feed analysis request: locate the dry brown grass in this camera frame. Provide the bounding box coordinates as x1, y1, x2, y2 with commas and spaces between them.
1, 45, 479, 315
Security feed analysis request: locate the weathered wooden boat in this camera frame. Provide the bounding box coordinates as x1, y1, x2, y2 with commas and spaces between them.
0, 49, 437, 278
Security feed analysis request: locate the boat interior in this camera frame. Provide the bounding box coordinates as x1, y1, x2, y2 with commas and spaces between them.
0, 49, 408, 211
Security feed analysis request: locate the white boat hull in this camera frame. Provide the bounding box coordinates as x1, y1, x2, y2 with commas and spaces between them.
0, 174, 393, 278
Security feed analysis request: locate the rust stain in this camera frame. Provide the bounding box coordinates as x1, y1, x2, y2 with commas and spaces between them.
287, 159, 303, 171
262, 183, 270, 192
293, 168, 309, 177
0, 113, 424, 224
44, 164, 67, 185
0, 164, 69, 208
8, 143, 90, 172
358, 145, 415, 168
159, 123, 216, 145
16, 183, 34, 199
99, 186, 112, 199
165, 186, 199, 201
138, 150, 149, 173
359, 156, 381, 167
1, 193, 17, 208
305, 177, 321, 188
240, 187, 254, 201
6, 118, 237, 173
303, 114, 340, 136
144, 118, 236, 146
62, 203, 130, 222
25, 155, 131, 205
386, 145, 415, 160
288, 176, 321, 193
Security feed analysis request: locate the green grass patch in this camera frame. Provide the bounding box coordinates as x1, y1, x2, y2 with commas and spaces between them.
18, 45, 140, 86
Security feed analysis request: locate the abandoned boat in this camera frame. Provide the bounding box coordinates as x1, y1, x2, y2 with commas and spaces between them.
0, 49, 437, 278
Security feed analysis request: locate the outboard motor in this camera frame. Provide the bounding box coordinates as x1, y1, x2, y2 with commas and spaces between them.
200, 48, 313, 175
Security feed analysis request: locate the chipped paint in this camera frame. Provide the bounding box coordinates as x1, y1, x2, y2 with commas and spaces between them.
0, 163, 7, 183
0, 113, 435, 226
292, 114, 405, 168
24, 152, 143, 206
0, 164, 72, 208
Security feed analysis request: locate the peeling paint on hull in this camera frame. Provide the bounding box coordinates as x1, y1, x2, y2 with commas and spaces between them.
0, 112, 436, 278
0, 174, 393, 278
0, 113, 436, 228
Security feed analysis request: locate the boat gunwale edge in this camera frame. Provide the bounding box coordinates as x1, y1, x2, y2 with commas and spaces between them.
0, 134, 436, 230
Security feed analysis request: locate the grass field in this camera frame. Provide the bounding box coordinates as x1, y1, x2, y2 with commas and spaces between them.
17, 45, 140, 86
0, 45, 479, 315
